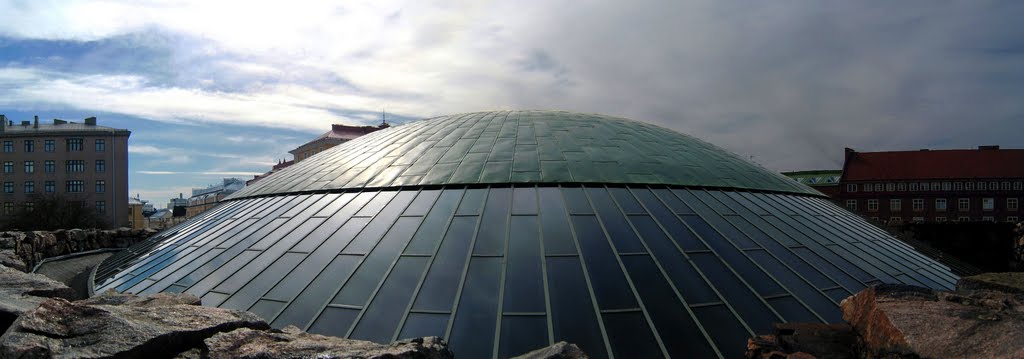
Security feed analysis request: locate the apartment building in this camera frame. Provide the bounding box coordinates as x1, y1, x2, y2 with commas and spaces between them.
186, 178, 245, 218
838, 146, 1023, 224
0, 115, 130, 228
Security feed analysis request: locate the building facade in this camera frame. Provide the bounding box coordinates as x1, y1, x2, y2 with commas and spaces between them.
839, 146, 1023, 224
185, 178, 245, 218
0, 115, 130, 228
288, 123, 388, 163
782, 170, 842, 198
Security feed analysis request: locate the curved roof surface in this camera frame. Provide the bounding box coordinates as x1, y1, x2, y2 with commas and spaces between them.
229, 111, 817, 199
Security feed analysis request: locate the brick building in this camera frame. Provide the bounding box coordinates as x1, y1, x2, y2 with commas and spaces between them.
838, 146, 1023, 224
185, 178, 245, 218
0, 115, 130, 228
288, 123, 388, 163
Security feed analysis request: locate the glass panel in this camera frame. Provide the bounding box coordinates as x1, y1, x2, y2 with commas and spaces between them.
572, 215, 637, 310
609, 187, 645, 214
265, 217, 370, 300
635, 191, 707, 252
538, 187, 576, 255
603, 312, 665, 359
248, 299, 285, 321
682, 215, 786, 297
691, 305, 751, 358
511, 186, 538, 215
413, 216, 478, 311
621, 255, 716, 357
746, 250, 841, 323
343, 191, 418, 253
688, 252, 780, 334
272, 255, 361, 328
308, 307, 360, 337
449, 257, 502, 359
628, 215, 718, 304
405, 189, 463, 255
792, 247, 866, 293
399, 312, 449, 340
561, 187, 593, 215
503, 216, 544, 313
355, 190, 398, 217
456, 188, 487, 215
350, 256, 429, 343
766, 296, 820, 324
586, 187, 645, 253
546, 257, 608, 359
333, 216, 423, 306
404, 189, 442, 216
474, 187, 511, 255
219, 252, 306, 310
498, 316, 549, 359
652, 188, 694, 214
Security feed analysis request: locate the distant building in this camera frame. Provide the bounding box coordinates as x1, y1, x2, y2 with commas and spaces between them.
0, 115, 130, 228
289, 123, 388, 163
246, 159, 294, 186
838, 146, 1024, 224
186, 178, 245, 218
127, 196, 145, 229
145, 208, 177, 230
168, 194, 187, 218
782, 170, 842, 198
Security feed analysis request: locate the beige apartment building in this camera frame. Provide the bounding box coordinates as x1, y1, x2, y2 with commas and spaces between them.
0, 115, 130, 228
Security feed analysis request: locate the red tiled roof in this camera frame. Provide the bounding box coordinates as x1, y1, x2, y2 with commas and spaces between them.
842, 148, 1024, 181
317, 124, 384, 141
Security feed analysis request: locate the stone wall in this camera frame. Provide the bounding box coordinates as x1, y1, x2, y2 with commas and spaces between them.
0, 228, 156, 272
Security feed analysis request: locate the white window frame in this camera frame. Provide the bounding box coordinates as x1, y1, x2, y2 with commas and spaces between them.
958, 198, 969, 211
845, 200, 857, 211
886, 183, 896, 192
1008, 216, 1019, 223
874, 183, 884, 192
912, 199, 924, 211
909, 183, 919, 191
935, 198, 947, 211
935, 217, 947, 222
897, 183, 906, 191
890, 199, 902, 211
958, 216, 970, 222
847, 184, 857, 193
1009, 198, 1019, 211
1002, 182, 1011, 191
982, 198, 994, 211
943, 182, 952, 191
1015, 182, 1022, 190
953, 182, 963, 191
965, 182, 974, 191
868, 199, 879, 212
863, 183, 872, 192
982, 216, 994, 222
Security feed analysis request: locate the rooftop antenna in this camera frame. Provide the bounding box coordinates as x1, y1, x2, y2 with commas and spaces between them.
381, 108, 387, 126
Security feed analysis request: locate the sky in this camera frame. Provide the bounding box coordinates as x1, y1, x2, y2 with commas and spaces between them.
1, 1, 1023, 207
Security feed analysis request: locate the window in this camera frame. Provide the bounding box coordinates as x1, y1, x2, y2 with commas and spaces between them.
889, 217, 902, 224
95, 160, 106, 172
2, 141, 12, 153
23, 140, 33, 152
958, 198, 970, 211
965, 182, 974, 191
912, 217, 924, 223
3, 182, 12, 193
863, 183, 872, 192
3, 203, 11, 215
2, 162, 11, 174
1009, 198, 1019, 211
936, 217, 947, 222
990, 182, 998, 191
65, 180, 84, 193
982, 216, 995, 222
958, 216, 970, 222
1008, 216, 1019, 223
886, 183, 895, 192
1002, 182, 1011, 191
23, 202, 33, 212
936, 198, 947, 211
933, 182, 941, 191
44, 181, 54, 193
44, 160, 55, 173
66, 138, 83, 151
44, 140, 55, 152
909, 183, 918, 191
890, 199, 902, 211
23, 161, 33, 174
95, 180, 106, 193
943, 182, 952, 191
920, 182, 929, 191
897, 183, 906, 191
845, 200, 857, 210
1015, 182, 1023, 190
912, 199, 924, 211
980, 182, 988, 191
95, 139, 106, 152
23, 181, 33, 194
96, 201, 106, 212
953, 182, 963, 191
982, 198, 994, 211
65, 160, 85, 173
847, 184, 857, 192
867, 199, 879, 211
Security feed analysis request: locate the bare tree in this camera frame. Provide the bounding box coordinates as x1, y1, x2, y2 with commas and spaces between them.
1, 193, 107, 231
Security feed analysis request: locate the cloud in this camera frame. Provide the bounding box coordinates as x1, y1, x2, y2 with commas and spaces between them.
128, 144, 162, 154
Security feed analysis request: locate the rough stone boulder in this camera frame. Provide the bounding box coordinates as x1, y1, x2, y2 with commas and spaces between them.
957, 272, 1024, 295
0, 291, 269, 358
0, 264, 76, 332
745, 323, 855, 359
203, 326, 454, 359
841, 283, 1024, 359
0, 250, 26, 272
509, 341, 589, 359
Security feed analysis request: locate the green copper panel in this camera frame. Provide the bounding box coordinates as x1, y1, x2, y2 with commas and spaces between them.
229, 111, 819, 199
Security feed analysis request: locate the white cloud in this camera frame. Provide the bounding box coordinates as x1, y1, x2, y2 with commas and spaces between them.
128, 144, 162, 154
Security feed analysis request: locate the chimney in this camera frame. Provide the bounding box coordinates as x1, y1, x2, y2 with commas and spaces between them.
978, 145, 1000, 150
20, 121, 29, 126
0, 114, 5, 133
179, 193, 183, 199
33, 116, 38, 128
84, 117, 97, 126
53, 119, 67, 125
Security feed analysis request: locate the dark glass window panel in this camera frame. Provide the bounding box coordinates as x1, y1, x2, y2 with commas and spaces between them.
767, 295, 821, 323
504, 216, 544, 313
603, 312, 665, 359
586, 187, 645, 253
546, 257, 608, 359
404, 189, 442, 216
511, 187, 538, 215
321, 191, 377, 220
251, 217, 313, 251
219, 252, 306, 310
791, 247, 866, 293
248, 299, 286, 322
688, 252, 780, 334
280, 194, 322, 217
692, 305, 751, 358
265, 217, 370, 299
561, 187, 593, 215
405, 189, 463, 255
474, 188, 511, 255
730, 215, 800, 254
308, 307, 360, 337
449, 257, 502, 359
703, 214, 758, 249
608, 187, 645, 214
201, 291, 230, 307
538, 187, 576, 255
688, 189, 735, 215
355, 190, 398, 217
136, 248, 224, 295
456, 188, 487, 215
289, 207, 361, 253
824, 288, 853, 304
635, 190, 707, 252
498, 316, 549, 359
682, 215, 786, 297
272, 255, 361, 328
399, 312, 449, 340
308, 193, 352, 218
414, 216, 478, 311
628, 215, 718, 304
333, 217, 423, 306
621, 255, 717, 357
343, 192, 418, 254
181, 250, 260, 295
652, 188, 694, 214
572, 215, 637, 310
350, 256, 429, 343
745, 250, 840, 322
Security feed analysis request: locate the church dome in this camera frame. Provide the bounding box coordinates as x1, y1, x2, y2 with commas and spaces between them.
95, 111, 956, 358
